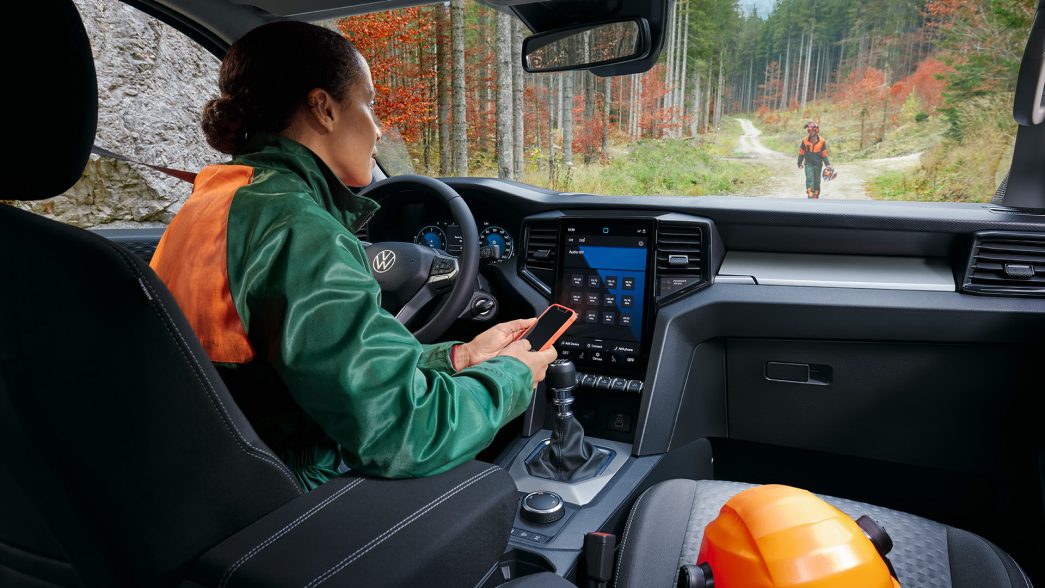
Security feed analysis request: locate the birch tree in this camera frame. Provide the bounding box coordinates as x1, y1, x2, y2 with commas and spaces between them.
495, 11, 513, 179
451, 0, 467, 175
512, 19, 525, 179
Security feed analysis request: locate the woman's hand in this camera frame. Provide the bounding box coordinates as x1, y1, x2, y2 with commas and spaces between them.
496, 340, 558, 388
454, 318, 536, 369
453, 318, 557, 386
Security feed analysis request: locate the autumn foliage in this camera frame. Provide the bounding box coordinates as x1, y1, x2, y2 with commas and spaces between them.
338, 10, 434, 143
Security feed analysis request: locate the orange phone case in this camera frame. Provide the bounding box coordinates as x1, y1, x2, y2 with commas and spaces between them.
517, 304, 578, 352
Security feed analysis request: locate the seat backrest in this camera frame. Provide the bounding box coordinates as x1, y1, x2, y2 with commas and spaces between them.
0, 2, 301, 585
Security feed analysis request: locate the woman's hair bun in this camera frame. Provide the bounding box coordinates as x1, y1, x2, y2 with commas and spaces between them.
202, 95, 250, 155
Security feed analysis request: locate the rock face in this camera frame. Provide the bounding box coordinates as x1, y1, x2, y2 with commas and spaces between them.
22, 0, 221, 228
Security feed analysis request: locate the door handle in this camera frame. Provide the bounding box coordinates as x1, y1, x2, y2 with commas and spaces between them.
765, 362, 833, 385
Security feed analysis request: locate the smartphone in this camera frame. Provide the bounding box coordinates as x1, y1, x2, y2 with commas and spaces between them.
517, 304, 578, 352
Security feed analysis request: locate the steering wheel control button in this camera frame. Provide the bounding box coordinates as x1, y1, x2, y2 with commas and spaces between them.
521, 491, 565, 525
431, 257, 455, 276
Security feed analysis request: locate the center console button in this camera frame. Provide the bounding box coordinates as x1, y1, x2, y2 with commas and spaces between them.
610, 378, 627, 392
626, 380, 644, 393
581, 374, 597, 387
595, 376, 612, 390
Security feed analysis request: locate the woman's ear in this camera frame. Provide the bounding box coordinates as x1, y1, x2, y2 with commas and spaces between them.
306, 88, 337, 133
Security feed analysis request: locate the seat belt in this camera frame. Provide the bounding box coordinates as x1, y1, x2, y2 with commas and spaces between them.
91, 145, 197, 184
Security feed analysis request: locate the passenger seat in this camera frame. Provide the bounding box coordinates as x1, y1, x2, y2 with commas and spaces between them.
613, 479, 1032, 588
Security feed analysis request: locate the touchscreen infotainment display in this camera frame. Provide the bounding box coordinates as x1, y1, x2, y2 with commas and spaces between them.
553, 219, 654, 377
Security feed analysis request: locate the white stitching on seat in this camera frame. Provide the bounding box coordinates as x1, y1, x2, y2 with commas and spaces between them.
303, 466, 501, 588
103, 242, 302, 492
219, 476, 365, 588
613, 486, 653, 588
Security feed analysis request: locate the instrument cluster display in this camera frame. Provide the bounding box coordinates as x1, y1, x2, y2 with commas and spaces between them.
414, 221, 514, 263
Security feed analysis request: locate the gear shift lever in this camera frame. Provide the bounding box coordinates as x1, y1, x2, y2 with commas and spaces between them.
526, 359, 609, 482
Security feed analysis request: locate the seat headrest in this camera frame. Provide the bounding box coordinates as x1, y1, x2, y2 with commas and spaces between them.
8, 1, 97, 201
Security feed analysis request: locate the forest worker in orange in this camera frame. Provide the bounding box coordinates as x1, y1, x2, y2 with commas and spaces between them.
797, 121, 833, 199
149, 21, 557, 489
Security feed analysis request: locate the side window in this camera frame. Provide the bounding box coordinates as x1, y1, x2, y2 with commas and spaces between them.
21, 0, 220, 228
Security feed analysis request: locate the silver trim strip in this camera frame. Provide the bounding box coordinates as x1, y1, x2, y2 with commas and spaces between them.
718, 252, 955, 292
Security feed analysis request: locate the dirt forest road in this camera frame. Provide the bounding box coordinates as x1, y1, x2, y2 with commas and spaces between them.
732, 118, 921, 200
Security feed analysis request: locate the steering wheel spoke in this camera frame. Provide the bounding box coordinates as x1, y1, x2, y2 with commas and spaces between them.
358, 175, 479, 342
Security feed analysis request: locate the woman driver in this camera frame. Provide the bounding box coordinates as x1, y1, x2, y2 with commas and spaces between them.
150, 21, 556, 490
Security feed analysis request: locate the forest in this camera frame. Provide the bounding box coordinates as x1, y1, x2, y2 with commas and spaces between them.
337, 0, 1035, 200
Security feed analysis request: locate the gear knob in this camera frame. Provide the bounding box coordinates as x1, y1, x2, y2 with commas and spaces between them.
546, 358, 577, 390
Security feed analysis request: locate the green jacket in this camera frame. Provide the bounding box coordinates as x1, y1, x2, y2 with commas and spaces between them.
152, 133, 533, 490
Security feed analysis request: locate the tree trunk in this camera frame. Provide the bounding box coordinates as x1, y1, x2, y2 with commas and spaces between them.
495, 11, 513, 179
690, 66, 700, 137
563, 65, 574, 165
677, 0, 689, 133
451, 0, 468, 175
436, 4, 451, 175
794, 31, 802, 108
556, 72, 564, 130
813, 41, 822, 103
703, 59, 712, 133
664, 0, 677, 114
548, 75, 555, 183
780, 36, 791, 110
715, 49, 724, 128
512, 19, 525, 180
801, 29, 813, 110
419, 29, 431, 172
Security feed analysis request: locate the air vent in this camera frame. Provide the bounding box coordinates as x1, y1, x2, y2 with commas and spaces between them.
521, 220, 558, 294
964, 232, 1045, 296
656, 223, 703, 297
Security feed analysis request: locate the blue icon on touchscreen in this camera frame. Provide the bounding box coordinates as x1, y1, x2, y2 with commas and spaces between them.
602, 227, 609, 234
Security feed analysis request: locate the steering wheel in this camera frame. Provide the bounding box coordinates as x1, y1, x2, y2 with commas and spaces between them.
357, 175, 479, 343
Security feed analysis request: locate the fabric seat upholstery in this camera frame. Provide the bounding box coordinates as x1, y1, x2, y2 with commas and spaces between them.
0, 2, 523, 587
613, 479, 1032, 588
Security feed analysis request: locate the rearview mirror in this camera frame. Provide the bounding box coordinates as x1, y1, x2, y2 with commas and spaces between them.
522, 19, 651, 73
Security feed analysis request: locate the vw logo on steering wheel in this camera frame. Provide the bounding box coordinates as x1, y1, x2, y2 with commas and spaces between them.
372, 249, 396, 273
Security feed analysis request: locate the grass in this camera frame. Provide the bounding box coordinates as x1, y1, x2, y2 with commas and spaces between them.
866, 95, 1014, 203
468, 130, 767, 196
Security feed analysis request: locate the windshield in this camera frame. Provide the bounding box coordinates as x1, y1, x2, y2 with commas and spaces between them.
320, 0, 1030, 202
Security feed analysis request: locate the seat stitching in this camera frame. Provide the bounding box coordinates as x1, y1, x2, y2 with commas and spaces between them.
99, 240, 301, 492
219, 476, 365, 588
303, 467, 500, 588
613, 486, 652, 588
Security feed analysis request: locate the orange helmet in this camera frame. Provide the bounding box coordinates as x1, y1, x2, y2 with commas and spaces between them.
681, 485, 900, 588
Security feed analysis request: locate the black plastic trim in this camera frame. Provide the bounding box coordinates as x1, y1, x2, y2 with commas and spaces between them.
633, 282, 1045, 456
962, 230, 1045, 296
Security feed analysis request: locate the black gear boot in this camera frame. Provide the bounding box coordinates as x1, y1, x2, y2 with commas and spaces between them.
526, 359, 610, 482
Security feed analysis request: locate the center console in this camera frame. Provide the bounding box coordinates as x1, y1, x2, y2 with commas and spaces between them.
497, 211, 719, 582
